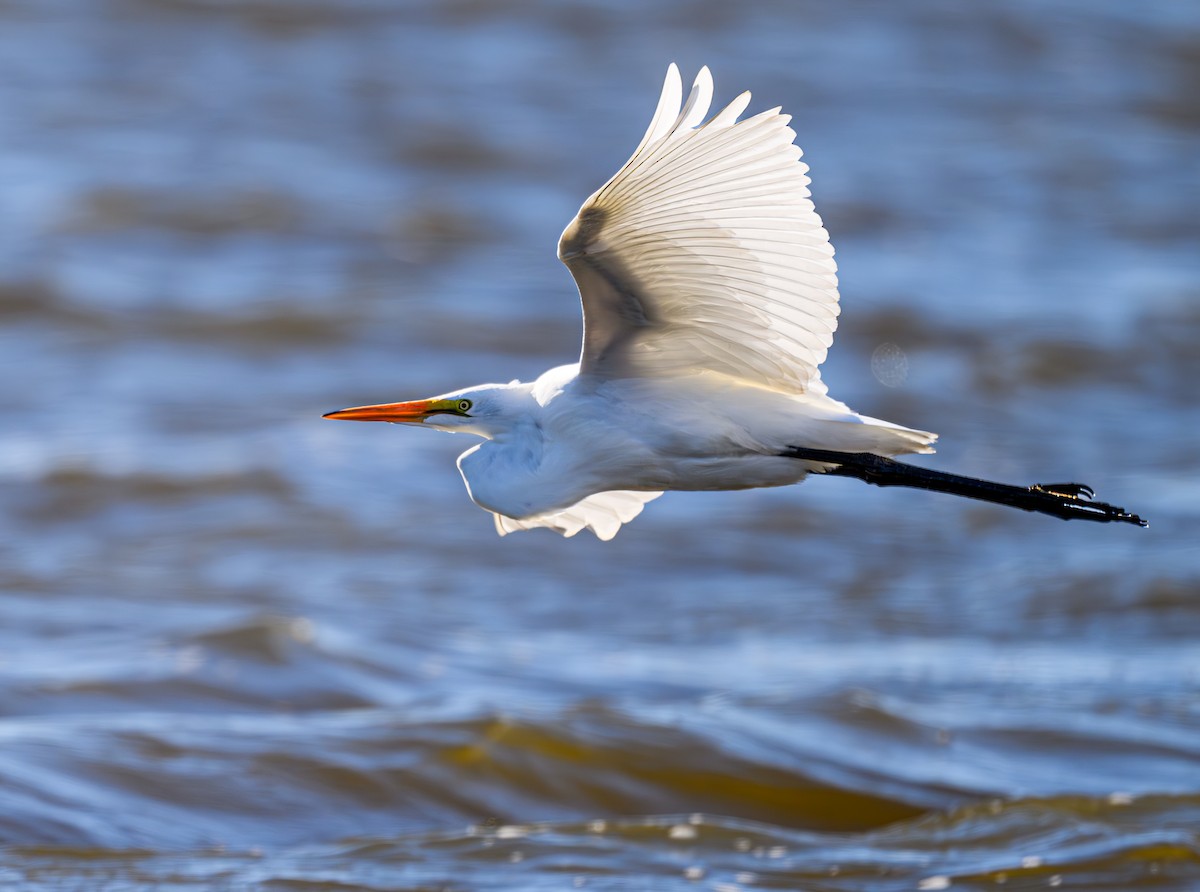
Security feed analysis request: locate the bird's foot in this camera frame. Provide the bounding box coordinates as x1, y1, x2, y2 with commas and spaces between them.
1030, 482, 1148, 527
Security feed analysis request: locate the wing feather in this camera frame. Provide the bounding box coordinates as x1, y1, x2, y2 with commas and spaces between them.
559, 66, 839, 394
492, 490, 663, 541
629, 64, 684, 158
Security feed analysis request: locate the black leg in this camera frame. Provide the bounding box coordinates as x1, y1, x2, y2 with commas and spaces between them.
781, 446, 1148, 527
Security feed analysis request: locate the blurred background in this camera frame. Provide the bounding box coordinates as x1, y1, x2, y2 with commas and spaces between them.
1, 0, 1198, 888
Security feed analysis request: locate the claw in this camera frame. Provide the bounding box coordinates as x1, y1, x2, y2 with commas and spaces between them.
1032, 482, 1095, 500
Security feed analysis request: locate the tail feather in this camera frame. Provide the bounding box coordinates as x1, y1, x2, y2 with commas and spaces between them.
807, 415, 938, 458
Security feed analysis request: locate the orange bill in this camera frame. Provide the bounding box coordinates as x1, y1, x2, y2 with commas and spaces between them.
323, 397, 466, 423
323, 399, 436, 423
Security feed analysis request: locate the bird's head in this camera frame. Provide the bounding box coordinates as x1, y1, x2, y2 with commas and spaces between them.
323, 382, 531, 439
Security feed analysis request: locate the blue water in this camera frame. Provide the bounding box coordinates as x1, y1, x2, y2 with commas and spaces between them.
1, 1, 1198, 888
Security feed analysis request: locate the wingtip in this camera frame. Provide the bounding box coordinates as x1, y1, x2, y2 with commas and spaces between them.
675, 64, 715, 131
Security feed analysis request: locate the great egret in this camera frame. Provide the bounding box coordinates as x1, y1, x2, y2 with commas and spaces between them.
325, 65, 1146, 539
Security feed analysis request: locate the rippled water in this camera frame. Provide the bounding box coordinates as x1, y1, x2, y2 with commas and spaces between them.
2, 1, 1199, 889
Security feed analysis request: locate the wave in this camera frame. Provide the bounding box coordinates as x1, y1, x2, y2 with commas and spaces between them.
2, 795, 1196, 890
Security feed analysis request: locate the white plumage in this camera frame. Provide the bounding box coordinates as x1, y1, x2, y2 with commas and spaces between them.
327, 65, 1146, 533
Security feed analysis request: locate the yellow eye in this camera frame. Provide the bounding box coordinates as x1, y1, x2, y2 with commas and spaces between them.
457, 399, 472, 413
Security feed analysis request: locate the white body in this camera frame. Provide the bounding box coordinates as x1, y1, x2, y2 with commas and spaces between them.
451, 362, 932, 539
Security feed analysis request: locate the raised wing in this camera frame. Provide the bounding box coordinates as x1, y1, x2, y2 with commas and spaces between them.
558, 65, 839, 395
492, 490, 663, 541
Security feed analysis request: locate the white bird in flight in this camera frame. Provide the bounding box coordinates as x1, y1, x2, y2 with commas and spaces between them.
326, 64, 1145, 539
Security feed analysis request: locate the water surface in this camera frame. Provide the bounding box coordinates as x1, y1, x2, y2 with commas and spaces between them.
1, 1, 1198, 888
